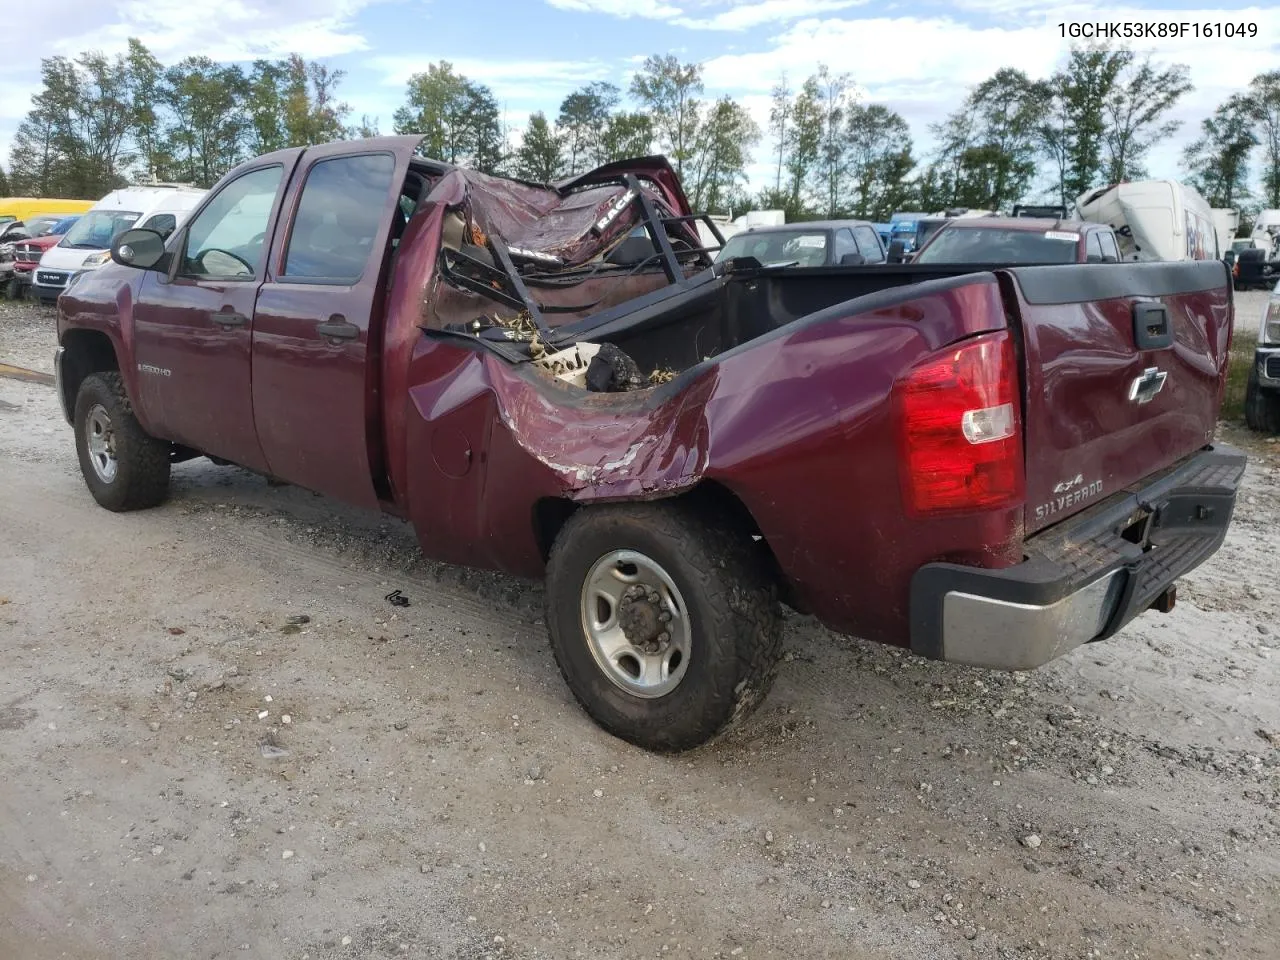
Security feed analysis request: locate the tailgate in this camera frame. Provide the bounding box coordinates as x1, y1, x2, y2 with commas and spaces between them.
1005, 261, 1233, 536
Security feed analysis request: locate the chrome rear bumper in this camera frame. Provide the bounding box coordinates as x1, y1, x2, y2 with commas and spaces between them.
909, 445, 1247, 671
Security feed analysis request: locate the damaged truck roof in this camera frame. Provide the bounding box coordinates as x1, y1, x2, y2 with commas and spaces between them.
418, 154, 721, 348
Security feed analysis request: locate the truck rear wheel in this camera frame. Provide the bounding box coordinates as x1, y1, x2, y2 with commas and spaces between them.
544, 501, 782, 752
74, 372, 171, 511
1244, 368, 1280, 434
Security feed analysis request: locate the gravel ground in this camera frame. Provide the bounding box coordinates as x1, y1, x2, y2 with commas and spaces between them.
0, 299, 58, 375
1, 299, 1278, 960
1231, 288, 1276, 336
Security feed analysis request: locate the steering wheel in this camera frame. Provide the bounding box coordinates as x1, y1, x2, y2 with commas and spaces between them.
194, 247, 254, 277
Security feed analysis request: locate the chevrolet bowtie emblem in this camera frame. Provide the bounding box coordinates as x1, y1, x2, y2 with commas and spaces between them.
1128, 367, 1168, 405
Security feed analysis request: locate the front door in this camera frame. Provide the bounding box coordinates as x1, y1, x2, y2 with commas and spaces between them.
132, 159, 300, 471
251, 143, 412, 508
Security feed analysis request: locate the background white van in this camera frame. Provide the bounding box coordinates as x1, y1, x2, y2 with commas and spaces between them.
1075, 180, 1219, 263
31, 184, 207, 303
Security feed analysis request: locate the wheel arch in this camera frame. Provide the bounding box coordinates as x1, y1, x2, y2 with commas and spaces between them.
1244, 366, 1280, 433
532, 480, 794, 608
538, 479, 787, 751
59, 329, 122, 425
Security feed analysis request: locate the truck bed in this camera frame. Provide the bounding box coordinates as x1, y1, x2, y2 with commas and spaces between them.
399, 252, 1234, 647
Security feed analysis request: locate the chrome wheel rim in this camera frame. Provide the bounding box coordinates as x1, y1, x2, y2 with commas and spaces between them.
580, 549, 692, 699
85, 403, 118, 483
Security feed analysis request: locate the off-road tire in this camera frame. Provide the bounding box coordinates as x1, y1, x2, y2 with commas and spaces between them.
3, 277, 19, 300
74, 372, 171, 511
544, 501, 783, 752
1244, 367, 1280, 434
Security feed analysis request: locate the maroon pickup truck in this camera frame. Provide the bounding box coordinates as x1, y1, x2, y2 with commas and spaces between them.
54, 136, 1246, 751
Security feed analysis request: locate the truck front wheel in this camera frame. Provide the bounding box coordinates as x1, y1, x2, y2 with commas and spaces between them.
544, 502, 783, 752
1244, 368, 1280, 434
74, 372, 171, 511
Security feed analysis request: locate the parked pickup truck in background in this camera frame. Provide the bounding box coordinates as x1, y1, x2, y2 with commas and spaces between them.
54, 135, 1247, 752
713, 220, 887, 267
911, 217, 1122, 265
1246, 280, 1280, 433
3, 215, 82, 300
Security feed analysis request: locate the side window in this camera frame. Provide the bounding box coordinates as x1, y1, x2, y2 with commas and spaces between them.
182, 165, 283, 280
1085, 231, 1105, 263
1098, 231, 1120, 263
139, 213, 177, 240
832, 229, 858, 262
854, 226, 885, 262
283, 153, 397, 283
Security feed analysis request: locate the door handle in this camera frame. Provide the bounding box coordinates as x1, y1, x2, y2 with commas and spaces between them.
211, 310, 248, 329
317, 315, 360, 341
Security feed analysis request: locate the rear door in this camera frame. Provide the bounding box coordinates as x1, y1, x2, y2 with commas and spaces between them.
1085, 231, 1105, 263
854, 224, 886, 263
831, 229, 858, 264
250, 140, 417, 508
1007, 260, 1232, 535
1098, 231, 1121, 264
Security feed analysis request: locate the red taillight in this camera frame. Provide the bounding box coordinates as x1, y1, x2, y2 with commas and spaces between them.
897, 331, 1024, 516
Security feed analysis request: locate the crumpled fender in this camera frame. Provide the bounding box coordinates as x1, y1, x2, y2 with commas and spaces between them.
402, 343, 718, 577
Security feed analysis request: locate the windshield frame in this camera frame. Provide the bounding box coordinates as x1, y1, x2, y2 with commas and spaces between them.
21, 216, 64, 238
914, 225, 1082, 265
59, 209, 144, 250
715, 228, 832, 267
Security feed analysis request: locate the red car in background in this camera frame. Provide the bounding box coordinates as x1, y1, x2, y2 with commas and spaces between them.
3, 214, 82, 300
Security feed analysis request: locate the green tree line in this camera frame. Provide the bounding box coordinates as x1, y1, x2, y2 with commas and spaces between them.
6, 37, 1280, 224
6, 39, 371, 198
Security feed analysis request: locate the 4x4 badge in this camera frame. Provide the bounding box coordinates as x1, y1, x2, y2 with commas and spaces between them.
1053, 473, 1083, 494
1128, 367, 1167, 405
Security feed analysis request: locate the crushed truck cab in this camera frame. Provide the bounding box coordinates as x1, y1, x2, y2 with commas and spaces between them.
54, 135, 1247, 752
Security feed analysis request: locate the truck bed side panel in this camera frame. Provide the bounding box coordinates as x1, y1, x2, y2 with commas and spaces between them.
400, 275, 1018, 646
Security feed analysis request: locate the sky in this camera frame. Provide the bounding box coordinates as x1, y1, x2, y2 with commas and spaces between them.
2, 0, 1279, 204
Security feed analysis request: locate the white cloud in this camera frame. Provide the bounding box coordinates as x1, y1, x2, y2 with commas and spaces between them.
543, 0, 871, 31
17, 0, 375, 64
374, 56, 612, 90
371, 55, 621, 115
674, 0, 869, 31
544, 0, 682, 19
58, 0, 373, 61
699, 6, 1280, 189
702, 17, 1047, 95
0, 0, 376, 166
0, 83, 42, 123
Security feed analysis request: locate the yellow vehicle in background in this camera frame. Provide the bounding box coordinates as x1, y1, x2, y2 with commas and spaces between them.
0, 198, 96, 225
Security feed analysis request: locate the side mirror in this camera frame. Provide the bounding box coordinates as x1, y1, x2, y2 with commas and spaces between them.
839, 252, 866, 266
111, 228, 168, 270
886, 240, 907, 263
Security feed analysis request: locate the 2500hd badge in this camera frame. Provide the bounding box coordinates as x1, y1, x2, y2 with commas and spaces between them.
1036, 475, 1104, 522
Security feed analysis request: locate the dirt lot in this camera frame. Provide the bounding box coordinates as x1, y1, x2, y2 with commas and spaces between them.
1, 296, 1277, 960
